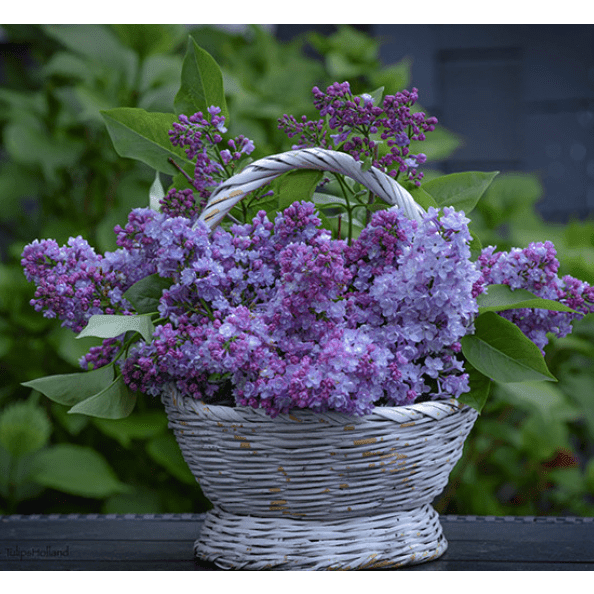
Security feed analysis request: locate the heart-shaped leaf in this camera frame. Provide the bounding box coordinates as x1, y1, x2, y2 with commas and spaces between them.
461, 311, 556, 383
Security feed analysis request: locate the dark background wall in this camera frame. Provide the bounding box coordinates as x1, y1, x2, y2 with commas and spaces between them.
278, 24, 594, 223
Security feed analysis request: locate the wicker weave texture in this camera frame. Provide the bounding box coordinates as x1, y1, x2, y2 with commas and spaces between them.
162, 388, 477, 569
196, 504, 447, 570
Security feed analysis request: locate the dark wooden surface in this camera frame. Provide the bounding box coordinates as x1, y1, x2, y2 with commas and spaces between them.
1, 513, 593, 570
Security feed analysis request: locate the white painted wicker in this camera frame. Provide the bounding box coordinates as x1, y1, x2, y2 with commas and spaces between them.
162, 386, 478, 570
162, 148, 477, 569
195, 147, 426, 230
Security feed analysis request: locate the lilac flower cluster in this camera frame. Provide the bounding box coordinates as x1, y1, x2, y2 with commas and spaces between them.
21, 87, 594, 419
278, 82, 437, 185
91, 201, 479, 417
22, 196, 594, 417
478, 242, 594, 351
21, 236, 132, 334
168, 107, 255, 200
160, 188, 200, 221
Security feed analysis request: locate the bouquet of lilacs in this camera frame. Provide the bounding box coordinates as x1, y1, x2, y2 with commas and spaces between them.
21, 42, 594, 420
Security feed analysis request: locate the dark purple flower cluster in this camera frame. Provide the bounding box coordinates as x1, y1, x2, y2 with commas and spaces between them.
478, 242, 594, 351
278, 82, 437, 185
160, 188, 200, 221
169, 106, 255, 199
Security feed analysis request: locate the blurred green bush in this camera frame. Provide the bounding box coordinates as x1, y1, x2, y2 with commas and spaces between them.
1, 24, 593, 516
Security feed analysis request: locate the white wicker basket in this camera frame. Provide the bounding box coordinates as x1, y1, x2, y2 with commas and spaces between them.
162, 387, 478, 570
162, 148, 478, 569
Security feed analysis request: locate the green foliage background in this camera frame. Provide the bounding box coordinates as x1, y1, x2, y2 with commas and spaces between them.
1, 24, 593, 516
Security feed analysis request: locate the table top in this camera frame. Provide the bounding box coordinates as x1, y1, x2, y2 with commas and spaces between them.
1, 513, 593, 571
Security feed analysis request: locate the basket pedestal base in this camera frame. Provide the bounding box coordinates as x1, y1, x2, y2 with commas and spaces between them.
195, 503, 447, 570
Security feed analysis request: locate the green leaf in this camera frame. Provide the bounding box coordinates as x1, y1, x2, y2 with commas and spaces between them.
477, 284, 578, 314
67, 375, 137, 419
422, 171, 499, 214
368, 86, 384, 106
469, 230, 483, 261
370, 58, 411, 93
401, 181, 438, 210
146, 433, 196, 485
31, 444, 130, 498
93, 410, 168, 448
22, 365, 115, 407
458, 363, 492, 413
174, 38, 228, 121
274, 170, 324, 211
76, 313, 155, 343
50, 402, 90, 436
101, 107, 192, 175
0, 400, 51, 458
460, 311, 557, 383
123, 274, 173, 315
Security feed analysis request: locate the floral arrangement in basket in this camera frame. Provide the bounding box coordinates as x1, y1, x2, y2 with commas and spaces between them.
21, 40, 594, 421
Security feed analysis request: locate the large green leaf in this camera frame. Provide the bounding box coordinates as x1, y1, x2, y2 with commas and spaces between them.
76, 313, 155, 343
123, 274, 173, 315
22, 365, 115, 407
458, 363, 492, 413
31, 444, 130, 498
402, 181, 438, 211
422, 171, 499, 214
460, 311, 557, 383
275, 170, 324, 211
174, 38, 229, 121
101, 107, 193, 175
67, 375, 137, 419
478, 284, 578, 314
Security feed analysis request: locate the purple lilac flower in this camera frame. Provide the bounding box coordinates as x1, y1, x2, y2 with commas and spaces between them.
159, 188, 201, 221
21, 236, 132, 333
478, 241, 594, 351
345, 206, 481, 404
23, 187, 593, 418
168, 108, 255, 199
278, 83, 437, 186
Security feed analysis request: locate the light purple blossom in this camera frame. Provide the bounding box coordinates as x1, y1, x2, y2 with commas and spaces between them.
477, 241, 594, 351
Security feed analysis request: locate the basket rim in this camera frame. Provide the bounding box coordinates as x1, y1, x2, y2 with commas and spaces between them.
161, 384, 475, 425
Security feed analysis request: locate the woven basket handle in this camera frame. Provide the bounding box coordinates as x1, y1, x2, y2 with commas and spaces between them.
196, 147, 426, 229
